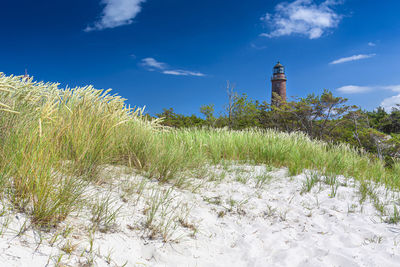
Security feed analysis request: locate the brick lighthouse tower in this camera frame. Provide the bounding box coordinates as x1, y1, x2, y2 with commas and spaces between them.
271, 62, 287, 105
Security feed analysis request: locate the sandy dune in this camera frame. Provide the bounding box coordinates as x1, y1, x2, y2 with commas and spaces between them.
0, 165, 400, 266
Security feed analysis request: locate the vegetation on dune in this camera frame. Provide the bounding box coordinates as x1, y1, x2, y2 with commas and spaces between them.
157, 88, 400, 165
0, 73, 399, 228
0, 74, 155, 226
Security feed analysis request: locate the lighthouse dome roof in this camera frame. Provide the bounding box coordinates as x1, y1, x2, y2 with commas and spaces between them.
274, 61, 283, 68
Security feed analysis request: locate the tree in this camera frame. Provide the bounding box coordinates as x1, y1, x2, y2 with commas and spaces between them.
367, 107, 390, 133
387, 106, 400, 133
156, 108, 205, 128
230, 93, 261, 129
270, 90, 356, 139
200, 104, 216, 126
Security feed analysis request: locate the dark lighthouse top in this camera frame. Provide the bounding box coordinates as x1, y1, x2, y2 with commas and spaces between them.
273, 62, 285, 74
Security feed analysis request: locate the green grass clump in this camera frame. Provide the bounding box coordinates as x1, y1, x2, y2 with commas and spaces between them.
0, 73, 399, 227
168, 128, 400, 189
0, 74, 154, 226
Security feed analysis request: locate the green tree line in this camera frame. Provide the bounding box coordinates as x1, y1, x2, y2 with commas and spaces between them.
155, 88, 400, 165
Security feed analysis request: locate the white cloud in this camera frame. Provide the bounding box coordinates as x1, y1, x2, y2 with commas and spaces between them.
380, 85, 400, 111
162, 70, 205, 77
140, 58, 205, 77
85, 0, 146, 32
381, 95, 400, 111
337, 85, 372, 94
329, 54, 376, 64
368, 42, 376, 47
250, 43, 268, 50
335, 84, 400, 111
337, 84, 400, 94
141, 57, 166, 70
261, 0, 342, 39
382, 85, 400, 92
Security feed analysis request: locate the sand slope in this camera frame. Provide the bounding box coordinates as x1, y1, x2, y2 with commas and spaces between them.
0, 165, 400, 266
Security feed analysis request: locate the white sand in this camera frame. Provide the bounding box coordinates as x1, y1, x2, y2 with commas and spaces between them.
1, 165, 400, 266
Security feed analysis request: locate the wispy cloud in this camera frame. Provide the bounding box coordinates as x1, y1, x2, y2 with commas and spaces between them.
336, 84, 400, 111
337, 84, 400, 94
162, 70, 205, 77
140, 58, 205, 77
368, 42, 376, 47
250, 43, 268, 50
383, 85, 400, 92
85, 0, 146, 32
337, 85, 372, 94
329, 54, 376, 65
260, 0, 343, 39
141, 57, 166, 70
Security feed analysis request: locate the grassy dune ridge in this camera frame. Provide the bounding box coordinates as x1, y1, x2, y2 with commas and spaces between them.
0, 73, 399, 227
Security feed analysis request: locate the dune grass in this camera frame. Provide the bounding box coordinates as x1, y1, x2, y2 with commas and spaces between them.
0, 73, 399, 227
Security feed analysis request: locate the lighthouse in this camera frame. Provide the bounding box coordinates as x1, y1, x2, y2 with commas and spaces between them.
271, 62, 287, 105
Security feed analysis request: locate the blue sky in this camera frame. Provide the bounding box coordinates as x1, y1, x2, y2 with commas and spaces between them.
1, 0, 400, 115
